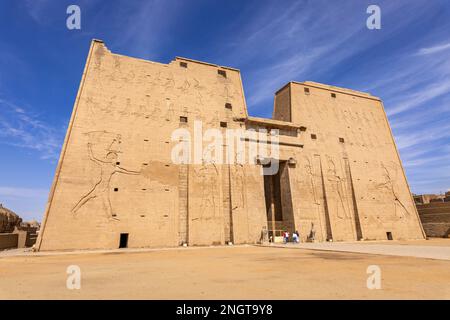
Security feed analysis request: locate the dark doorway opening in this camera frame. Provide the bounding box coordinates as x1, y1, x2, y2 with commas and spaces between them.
119, 233, 129, 248
386, 232, 393, 240
263, 161, 295, 241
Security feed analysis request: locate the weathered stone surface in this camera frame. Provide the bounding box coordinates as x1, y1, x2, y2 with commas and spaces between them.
36, 40, 425, 251
417, 202, 450, 238
0, 204, 22, 234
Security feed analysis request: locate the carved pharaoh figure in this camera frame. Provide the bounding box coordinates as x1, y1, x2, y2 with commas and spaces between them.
72, 136, 141, 220
326, 157, 350, 219
194, 162, 219, 218
377, 164, 410, 218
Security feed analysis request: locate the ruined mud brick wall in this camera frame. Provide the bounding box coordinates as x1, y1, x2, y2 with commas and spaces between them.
0, 233, 18, 250
37, 40, 425, 251
417, 202, 450, 238
0, 204, 22, 233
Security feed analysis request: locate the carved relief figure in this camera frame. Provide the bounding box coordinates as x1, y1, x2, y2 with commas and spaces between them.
308, 222, 316, 242
304, 156, 329, 241
305, 158, 319, 205
163, 99, 175, 122
194, 162, 219, 218
376, 164, 410, 218
162, 72, 175, 94
327, 157, 350, 219
191, 77, 205, 106
72, 134, 141, 220
232, 164, 246, 210
149, 102, 162, 121
206, 111, 220, 128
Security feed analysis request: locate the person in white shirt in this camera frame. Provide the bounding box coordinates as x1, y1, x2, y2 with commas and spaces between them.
284, 231, 290, 243
292, 232, 299, 243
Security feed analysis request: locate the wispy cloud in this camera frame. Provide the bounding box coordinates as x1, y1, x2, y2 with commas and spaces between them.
395, 121, 450, 150
219, 0, 450, 194
105, 0, 188, 60
387, 78, 450, 116
221, 1, 359, 110
0, 186, 48, 199
0, 98, 63, 160
416, 42, 450, 55
23, 0, 52, 25
215, 0, 429, 113
3, 0, 450, 201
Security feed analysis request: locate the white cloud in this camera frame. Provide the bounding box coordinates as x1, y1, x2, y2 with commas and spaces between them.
108, 0, 187, 60
223, 1, 367, 111
387, 78, 450, 116
0, 186, 48, 199
404, 154, 450, 168
395, 121, 450, 150
416, 42, 450, 56
23, 0, 52, 25
0, 98, 63, 160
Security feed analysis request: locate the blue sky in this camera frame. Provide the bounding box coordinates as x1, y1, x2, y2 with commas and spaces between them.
0, 0, 449, 221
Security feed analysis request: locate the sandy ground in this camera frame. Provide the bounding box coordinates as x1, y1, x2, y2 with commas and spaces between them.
268, 238, 450, 260
0, 241, 449, 300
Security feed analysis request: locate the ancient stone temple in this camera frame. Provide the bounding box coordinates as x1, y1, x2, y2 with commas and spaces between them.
36, 39, 425, 251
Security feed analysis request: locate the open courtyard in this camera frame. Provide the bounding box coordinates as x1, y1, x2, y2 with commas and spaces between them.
0, 239, 449, 300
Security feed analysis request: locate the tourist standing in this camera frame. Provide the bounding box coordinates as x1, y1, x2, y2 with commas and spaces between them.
293, 230, 300, 243
284, 231, 290, 243
293, 231, 299, 243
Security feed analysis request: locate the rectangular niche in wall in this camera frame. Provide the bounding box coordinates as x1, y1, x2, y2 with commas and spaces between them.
119, 233, 129, 248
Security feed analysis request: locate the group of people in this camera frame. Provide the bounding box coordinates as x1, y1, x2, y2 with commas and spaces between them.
283, 230, 300, 244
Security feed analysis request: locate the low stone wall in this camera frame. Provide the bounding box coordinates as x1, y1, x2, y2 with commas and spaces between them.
26, 232, 38, 247
417, 202, 450, 238
0, 233, 19, 250
17, 227, 39, 247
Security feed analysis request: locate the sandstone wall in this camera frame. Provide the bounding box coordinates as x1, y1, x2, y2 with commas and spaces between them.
273, 82, 425, 241
37, 40, 266, 250
37, 40, 425, 251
